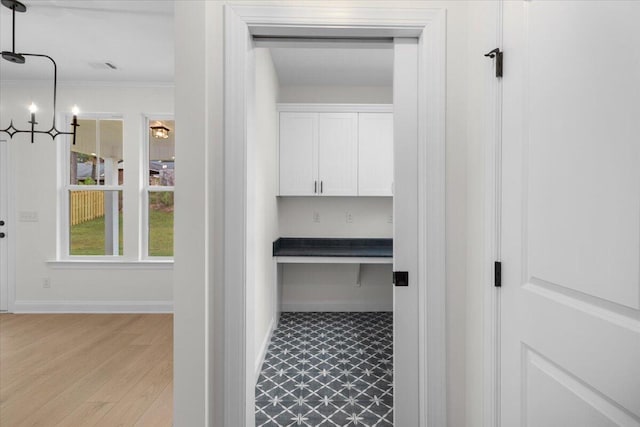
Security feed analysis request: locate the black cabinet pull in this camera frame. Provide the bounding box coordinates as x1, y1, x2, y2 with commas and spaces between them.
0, 232, 5, 238
320, 181, 323, 194
314, 181, 317, 193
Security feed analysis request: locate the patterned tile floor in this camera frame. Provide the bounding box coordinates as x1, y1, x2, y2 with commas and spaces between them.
255, 312, 393, 427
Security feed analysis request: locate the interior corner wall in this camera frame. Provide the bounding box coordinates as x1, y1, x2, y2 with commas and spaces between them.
253, 47, 280, 372
0, 82, 174, 310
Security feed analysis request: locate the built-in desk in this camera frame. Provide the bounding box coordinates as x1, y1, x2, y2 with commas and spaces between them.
273, 237, 392, 260
273, 238, 393, 286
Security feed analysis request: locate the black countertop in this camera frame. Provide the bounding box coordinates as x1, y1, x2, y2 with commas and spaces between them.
273, 238, 393, 258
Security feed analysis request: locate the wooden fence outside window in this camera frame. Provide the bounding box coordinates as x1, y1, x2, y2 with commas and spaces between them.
70, 191, 105, 225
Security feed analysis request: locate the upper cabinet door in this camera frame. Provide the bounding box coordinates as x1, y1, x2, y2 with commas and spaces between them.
279, 112, 318, 196
358, 113, 393, 196
317, 113, 358, 196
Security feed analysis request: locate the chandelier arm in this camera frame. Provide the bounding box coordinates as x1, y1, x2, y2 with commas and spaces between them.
20, 53, 59, 129
12, 5, 15, 52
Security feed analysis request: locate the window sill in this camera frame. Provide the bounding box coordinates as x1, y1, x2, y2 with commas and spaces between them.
47, 259, 174, 270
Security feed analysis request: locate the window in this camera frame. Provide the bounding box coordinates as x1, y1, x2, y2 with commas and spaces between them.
145, 118, 174, 257
60, 114, 175, 261
66, 116, 124, 256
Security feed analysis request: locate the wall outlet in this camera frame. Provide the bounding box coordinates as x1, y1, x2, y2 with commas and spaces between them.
19, 211, 39, 222
313, 211, 320, 223
42, 278, 51, 289
387, 214, 393, 224
346, 212, 353, 223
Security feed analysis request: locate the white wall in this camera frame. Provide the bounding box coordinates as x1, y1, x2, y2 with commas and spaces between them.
278, 197, 392, 237
279, 85, 393, 104
175, 2, 472, 426
281, 263, 392, 311
0, 82, 174, 311
252, 48, 280, 373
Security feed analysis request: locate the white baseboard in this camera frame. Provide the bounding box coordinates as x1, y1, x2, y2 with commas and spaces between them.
12, 300, 173, 314
281, 301, 392, 312
255, 316, 277, 384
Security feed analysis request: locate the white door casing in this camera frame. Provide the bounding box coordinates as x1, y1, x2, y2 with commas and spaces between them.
317, 112, 358, 196
223, 4, 446, 427
501, 2, 640, 426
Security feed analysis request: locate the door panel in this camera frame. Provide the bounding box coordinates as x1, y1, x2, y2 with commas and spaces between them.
317, 113, 358, 196
393, 38, 420, 426
501, 2, 640, 425
279, 112, 317, 196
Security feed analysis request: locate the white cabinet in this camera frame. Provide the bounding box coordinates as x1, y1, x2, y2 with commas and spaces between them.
318, 113, 358, 196
358, 113, 394, 196
279, 113, 318, 196
278, 106, 392, 197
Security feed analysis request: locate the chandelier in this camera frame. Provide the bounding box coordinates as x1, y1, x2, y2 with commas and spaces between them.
0, 0, 79, 144
151, 125, 170, 139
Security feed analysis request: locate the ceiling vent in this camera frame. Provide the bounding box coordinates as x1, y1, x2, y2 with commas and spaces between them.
88, 61, 118, 70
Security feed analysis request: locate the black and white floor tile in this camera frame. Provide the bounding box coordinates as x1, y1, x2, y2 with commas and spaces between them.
255, 312, 393, 427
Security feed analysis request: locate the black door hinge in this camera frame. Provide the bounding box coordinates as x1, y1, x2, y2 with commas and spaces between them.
484, 48, 503, 78
494, 261, 502, 287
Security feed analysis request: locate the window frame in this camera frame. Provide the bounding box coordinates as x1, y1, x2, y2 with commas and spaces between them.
142, 114, 175, 260
60, 112, 125, 260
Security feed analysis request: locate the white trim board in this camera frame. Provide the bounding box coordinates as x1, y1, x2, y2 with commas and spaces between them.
254, 316, 276, 386
46, 260, 174, 270
12, 300, 173, 313
222, 4, 446, 427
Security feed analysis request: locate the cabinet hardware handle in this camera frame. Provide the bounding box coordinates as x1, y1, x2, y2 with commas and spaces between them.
321, 181, 323, 194
314, 181, 317, 193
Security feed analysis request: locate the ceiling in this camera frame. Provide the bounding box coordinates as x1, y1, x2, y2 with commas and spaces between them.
269, 46, 393, 87
0, 0, 174, 83
0, 2, 393, 87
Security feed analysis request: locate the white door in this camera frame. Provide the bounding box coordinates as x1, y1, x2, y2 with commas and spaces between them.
393, 38, 420, 426
358, 113, 393, 196
317, 112, 358, 196
279, 112, 318, 196
501, 2, 640, 426
0, 139, 9, 311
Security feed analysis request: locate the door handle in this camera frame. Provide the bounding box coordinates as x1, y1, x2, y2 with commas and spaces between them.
0, 232, 5, 238
320, 181, 323, 194
314, 181, 317, 194
0, 220, 4, 226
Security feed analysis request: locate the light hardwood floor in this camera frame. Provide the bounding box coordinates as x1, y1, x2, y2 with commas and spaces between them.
0, 314, 173, 427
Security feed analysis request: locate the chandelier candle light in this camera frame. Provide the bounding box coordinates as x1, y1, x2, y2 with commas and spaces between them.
0, 0, 79, 144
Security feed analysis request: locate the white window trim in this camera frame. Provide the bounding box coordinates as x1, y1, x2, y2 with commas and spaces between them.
142, 114, 175, 260
56, 112, 176, 265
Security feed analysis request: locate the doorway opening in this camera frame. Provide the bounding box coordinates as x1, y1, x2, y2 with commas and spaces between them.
251, 41, 395, 425
220, 5, 446, 426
